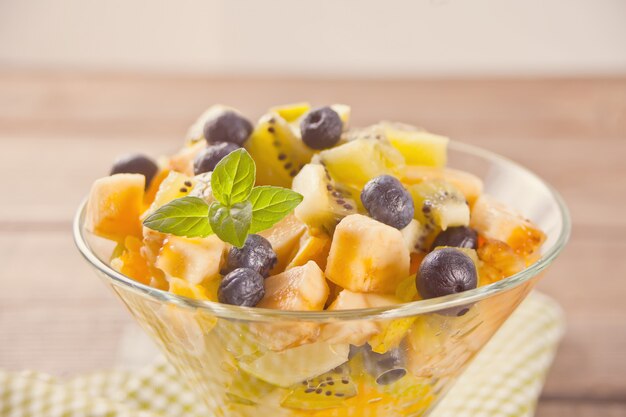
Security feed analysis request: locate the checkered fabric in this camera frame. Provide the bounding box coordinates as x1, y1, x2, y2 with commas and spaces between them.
0, 292, 563, 417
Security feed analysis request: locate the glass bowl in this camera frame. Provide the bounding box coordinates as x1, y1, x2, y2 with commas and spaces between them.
74, 141, 570, 417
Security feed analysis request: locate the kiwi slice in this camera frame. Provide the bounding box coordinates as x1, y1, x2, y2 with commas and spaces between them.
408, 180, 470, 244
246, 112, 314, 188
292, 164, 357, 236
281, 366, 357, 410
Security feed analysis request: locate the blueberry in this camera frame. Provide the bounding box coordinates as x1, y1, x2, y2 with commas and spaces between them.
224, 234, 277, 278
431, 226, 478, 251
204, 111, 253, 146
417, 248, 477, 299
218, 268, 265, 307
110, 153, 158, 188
193, 142, 240, 175
360, 344, 407, 386
300, 107, 343, 150
360, 175, 414, 230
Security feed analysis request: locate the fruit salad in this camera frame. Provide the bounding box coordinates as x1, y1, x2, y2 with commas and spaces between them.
84, 103, 547, 416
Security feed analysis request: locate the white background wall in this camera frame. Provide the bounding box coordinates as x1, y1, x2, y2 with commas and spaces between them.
1, 0, 625, 76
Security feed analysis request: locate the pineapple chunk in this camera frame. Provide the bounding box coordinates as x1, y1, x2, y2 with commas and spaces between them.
401, 166, 483, 206
85, 174, 145, 241
471, 195, 546, 258
287, 231, 332, 270
318, 138, 404, 189
257, 261, 329, 311
321, 290, 401, 346
168, 277, 217, 301
253, 262, 328, 351
325, 214, 410, 294
156, 235, 226, 285
270, 102, 311, 122
381, 123, 448, 167
258, 214, 307, 274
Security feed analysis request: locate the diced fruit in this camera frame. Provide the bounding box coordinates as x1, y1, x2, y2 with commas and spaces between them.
471, 195, 546, 258
258, 214, 307, 273
143, 171, 195, 218
270, 102, 311, 122
110, 153, 158, 189
409, 252, 426, 275
318, 138, 405, 189
292, 164, 357, 236
226, 370, 277, 406
381, 122, 448, 167
187, 172, 214, 204
401, 166, 483, 206
300, 107, 343, 150
169, 140, 205, 176
477, 237, 526, 284
286, 231, 332, 270
246, 112, 314, 188
143, 167, 170, 207
253, 262, 328, 350
400, 219, 428, 253
325, 214, 410, 294
408, 179, 470, 232
257, 261, 329, 311
224, 234, 277, 278
431, 226, 478, 250
368, 317, 415, 354
396, 275, 418, 301
360, 175, 414, 230
168, 277, 217, 301
281, 367, 357, 410
156, 235, 226, 285
85, 173, 145, 241
204, 110, 253, 146
239, 342, 350, 388
110, 236, 151, 285
330, 104, 351, 127
321, 290, 402, 346
193, 142, 240, 175
218, 268, 265, 307
417, 248, 478, 299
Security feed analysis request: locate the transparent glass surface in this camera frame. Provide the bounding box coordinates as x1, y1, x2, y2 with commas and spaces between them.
74, 141, 570, 417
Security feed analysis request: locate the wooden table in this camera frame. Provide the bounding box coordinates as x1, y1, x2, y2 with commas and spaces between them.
1, 72, 625, 416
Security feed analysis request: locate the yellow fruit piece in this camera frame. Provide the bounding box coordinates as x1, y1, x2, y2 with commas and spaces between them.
401, 166, 484, 206
258, 214, 307, 274
368, 317, 416, 354
395, 275, 418, 302
246, 112, 314, 188
143, 171, 194, 220
143, 168, 170, 207
318, 138, 405, 189
321, 290, 401, 346
325, 214, 410, 294
270, 102, 311, 122
330, 104, 351, 127
169, 140, 205, 176
286, 231, 332, 270
168, 277, 217, 301
156, 235, 226, 285
382, 122, 448, 167
85, 174, 145, 241
110, 236, 151, 285
477, 237, 525, 284
471, 195, 546, 258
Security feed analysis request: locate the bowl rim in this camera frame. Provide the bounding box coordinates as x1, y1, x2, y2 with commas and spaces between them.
73, 140, 571, 322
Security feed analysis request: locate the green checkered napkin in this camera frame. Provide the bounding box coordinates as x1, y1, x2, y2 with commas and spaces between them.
0, 292, 564, 417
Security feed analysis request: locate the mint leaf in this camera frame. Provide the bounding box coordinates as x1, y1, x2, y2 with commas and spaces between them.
209, 200, 252, 247
211, 148, 256, 206
248, 186, 304, 233
143, 196, 213, 237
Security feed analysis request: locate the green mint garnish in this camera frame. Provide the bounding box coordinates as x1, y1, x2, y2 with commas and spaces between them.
143, 149, 303, 247
211, 148, 255, 206
143, 196, 213, 238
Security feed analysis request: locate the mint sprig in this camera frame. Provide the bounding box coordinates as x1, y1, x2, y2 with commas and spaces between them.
143, 149, 303, 247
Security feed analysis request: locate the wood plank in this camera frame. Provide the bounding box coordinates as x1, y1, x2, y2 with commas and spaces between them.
536, 400, 626, 417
